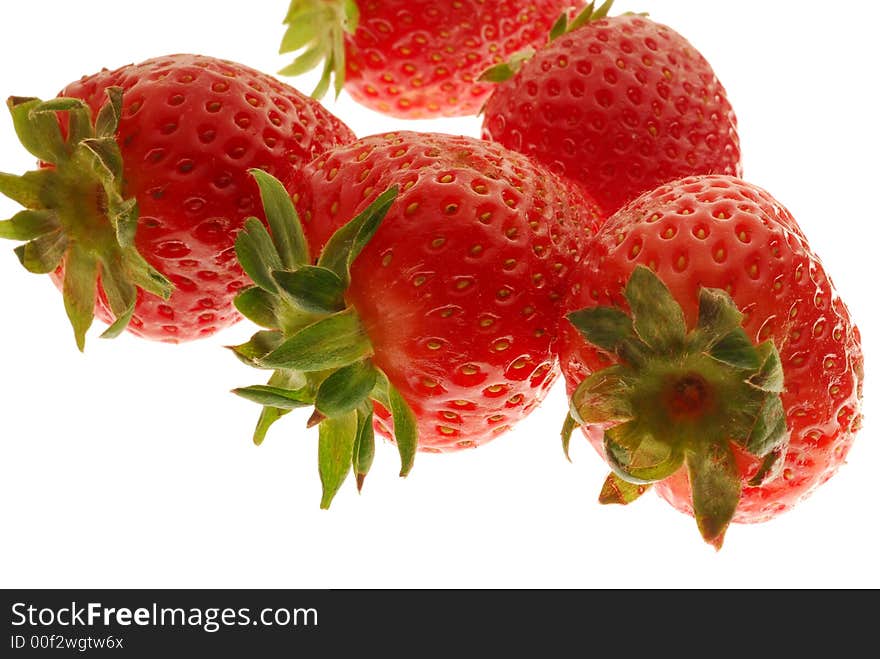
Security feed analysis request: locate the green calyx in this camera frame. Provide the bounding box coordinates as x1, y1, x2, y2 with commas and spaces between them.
478, 47, 538, 84
549, 0, 616, 41
563, 265, 788, 549
0, 89, 172, 350
230, 170, 417, 509
479, 0, 623, 84
278, 0, 359, 99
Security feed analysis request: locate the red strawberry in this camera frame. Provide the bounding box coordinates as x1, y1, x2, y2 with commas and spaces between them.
278, 0, 578, 118
0, 54, 354, 349
482, 3, 742, 214
557, 175, 863, 548
229, 132, 603, 506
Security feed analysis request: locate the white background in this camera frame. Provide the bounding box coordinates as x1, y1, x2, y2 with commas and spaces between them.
0, 1, 876, 588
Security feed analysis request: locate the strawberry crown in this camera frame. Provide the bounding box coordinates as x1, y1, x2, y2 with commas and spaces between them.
562, 266, 788, 549
277, 0, 359, 99
480, 0, 644, 84
0, 90, 172, 350
230, 170, 418, 508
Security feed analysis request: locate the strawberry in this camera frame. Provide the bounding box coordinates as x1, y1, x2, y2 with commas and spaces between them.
278, 0, 578, 118
230, 132, 604, 506
481, 1, 742, 215
0, 54, 354, 349
557, 175, 863, 548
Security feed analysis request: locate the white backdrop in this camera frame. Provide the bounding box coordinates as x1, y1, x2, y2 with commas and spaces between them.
0, 1, 876, 588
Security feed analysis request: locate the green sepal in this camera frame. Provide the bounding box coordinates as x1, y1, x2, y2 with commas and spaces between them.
284, 0, 324, 26
330, 23, 346, 98
0, 210, 59, 240
569, 0, 615, 33
62, 246, 98, 352
374, 370, 418, 478
708, 327, 761, 370
278, 0, 357, 99
567, 306, 638, 355
745, 394, 787, 457
570, 365, 634, 425
7, 96, 67, 163
598, 472, 651, 505
234, 217, 283, 293
318, 409, 359, 509
253, 406, 290, 446
98, 255, 137, 339
112, 200, 138, 249
0, 169, 54, 208
80, 136, 123, 181
229, 330, 284, 368
249, 168, 308, 269
65, 104, 95, 146
234, 286, 279, 329
317, 185, 398, 287
478, 47, 536, 83
696, 287, 744, 348
749, 341, 784, 393
79, 135, 138, 248
352, 404, 376, 492
95, 87, 123, 138
31, 97, 87, 113
248, 370, 307, 446
100, 305, 136, 340
561, 412, 577, 462
748, 448, 783, 487
315, 360, 377, 418
260, 306, 371, 371
14, 229, 68, 273
108, 199, 140, 247
625, 265, 686, 351
279, 45, 326, 77
341, 0, 359, 32
388, 381, 418, 478
29, 96, 98, 161
119, 251, 173, 300
312, 56, 334, 100
686, 440, 742, 550
273, 266, 345, 314
549, 13, 569, 40
233, 384, 313, 410
280, 9, 323, 53
604, 423, 684, 485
